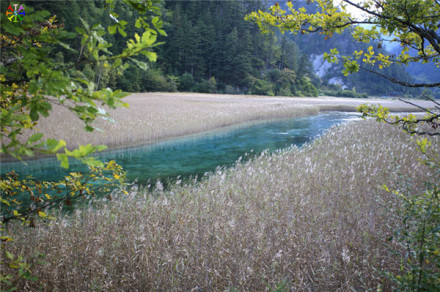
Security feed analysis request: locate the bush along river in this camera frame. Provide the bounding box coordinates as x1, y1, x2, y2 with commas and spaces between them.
1, 112, 361, 188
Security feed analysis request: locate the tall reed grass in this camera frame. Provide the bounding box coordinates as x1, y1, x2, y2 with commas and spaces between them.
16, 93, 432, 153
20, 93, 318, 151
5, 119, 438, 290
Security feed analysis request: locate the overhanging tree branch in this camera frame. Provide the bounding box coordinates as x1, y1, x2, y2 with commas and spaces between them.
359, 65, 440, 88
246, 1, 440, 91
344, 0, 440, 55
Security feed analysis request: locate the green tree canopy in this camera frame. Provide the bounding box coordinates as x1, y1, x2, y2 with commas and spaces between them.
0, 0, 165, 224
1, 0, 165, 286
245, 0, 440, 88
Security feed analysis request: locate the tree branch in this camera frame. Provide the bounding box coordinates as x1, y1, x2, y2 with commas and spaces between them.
381, 114, 440, 137
343, 0, 440, 55
359, 66, 440, 88
398, 98, 435, 113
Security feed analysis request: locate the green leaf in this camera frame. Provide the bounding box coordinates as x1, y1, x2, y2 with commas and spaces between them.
28, 133, 44, 144
12, 114, 30, 122
87, 106, 98, 114
81, 35, 89, 46
64, 144, 106, 160
141, 31, 157, 46
141, 51, 157, 62
157, 29, 167, 36
38, 102, 52, 117
75, 27, 86, 35
80, 156, 104, 168
330, 48, 339, 55
130, 58, 148, 70
95, 145, 108, 152
135, 18, 142, 28
45, 139, 66, 153
79, 17, 90, 31
112, 58, 122, 69
5, 251, 15, 260
118, 26, 127, 37
135, 33, 141, 43
29, 108, 39, 122
2, 21, 25, 35
1, 197, 11, 206
416, 138, 431, 153
57, 41, 76, 52
108, 24, 117, 35
57, 153, 69, 169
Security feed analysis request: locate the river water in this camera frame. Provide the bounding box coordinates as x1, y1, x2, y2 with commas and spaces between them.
1, 112, 361, 185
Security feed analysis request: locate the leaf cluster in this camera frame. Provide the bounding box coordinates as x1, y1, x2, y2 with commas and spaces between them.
1, 0, 163, 286
382, 146, 440, 290
0, 0, 163, 206
0, 160, 126, 225
246, 0, 440, 88
357, 99, 439, 289
357, 98, 440, 136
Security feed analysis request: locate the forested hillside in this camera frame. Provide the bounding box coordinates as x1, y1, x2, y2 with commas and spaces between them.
23, 0, 427, 97
154, 0, 318, 96
277, 0, 422, 98
154, 0, 420, 97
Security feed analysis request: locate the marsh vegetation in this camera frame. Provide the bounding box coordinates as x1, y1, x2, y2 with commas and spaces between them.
3, 111, 362, 185
15, 93, 431, 152
4, 119, 439, 290
2, 0, 439, 289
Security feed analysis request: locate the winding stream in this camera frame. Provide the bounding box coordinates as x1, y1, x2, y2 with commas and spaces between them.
1, 112, 361, 185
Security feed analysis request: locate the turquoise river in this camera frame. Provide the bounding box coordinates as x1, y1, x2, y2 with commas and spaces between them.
0, 112, 361, 186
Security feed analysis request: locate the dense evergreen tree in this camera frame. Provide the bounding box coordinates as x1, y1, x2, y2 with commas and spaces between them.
156, 0, 318, 96
23, 0, 423, 97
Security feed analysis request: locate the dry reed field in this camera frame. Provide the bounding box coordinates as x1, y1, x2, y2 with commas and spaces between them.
20, 93, 432, 151
5, 119, 439, 291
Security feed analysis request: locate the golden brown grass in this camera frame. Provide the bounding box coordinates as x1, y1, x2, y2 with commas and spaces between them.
5, 119, 439, 291
21, 93, 433, 151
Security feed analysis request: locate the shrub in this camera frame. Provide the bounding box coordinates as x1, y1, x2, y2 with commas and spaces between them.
192, 77, 217, 93
297, 77, 318, 97
224, 85, 237, 94
321, 89, 368, 98
251, 78, 274, 96
207, 77, 217, 93
178, 73, 195, 92
192, 80, 210, 93
277, 87, 293, 97
142, 69, 172, 92
166, 75, 179, 92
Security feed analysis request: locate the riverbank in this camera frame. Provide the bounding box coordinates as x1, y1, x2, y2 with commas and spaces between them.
14, 93, 433, 154
6, 119, 439, 290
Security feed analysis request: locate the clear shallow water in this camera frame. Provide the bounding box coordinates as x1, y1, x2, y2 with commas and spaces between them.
1, 112, 361, 185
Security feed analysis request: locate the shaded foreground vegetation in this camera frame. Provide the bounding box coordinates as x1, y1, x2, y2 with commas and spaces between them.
4, 120, 439, 290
